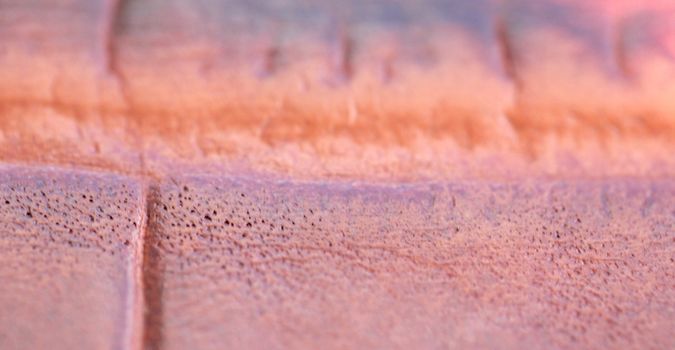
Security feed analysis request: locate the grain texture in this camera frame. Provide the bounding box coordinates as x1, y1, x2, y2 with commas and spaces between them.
0, 1, 674, 349
0, 166, 144, 350
144, 176, 675, 350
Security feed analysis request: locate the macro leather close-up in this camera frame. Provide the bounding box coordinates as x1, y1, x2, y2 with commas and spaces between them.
0, 0, 673, 349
